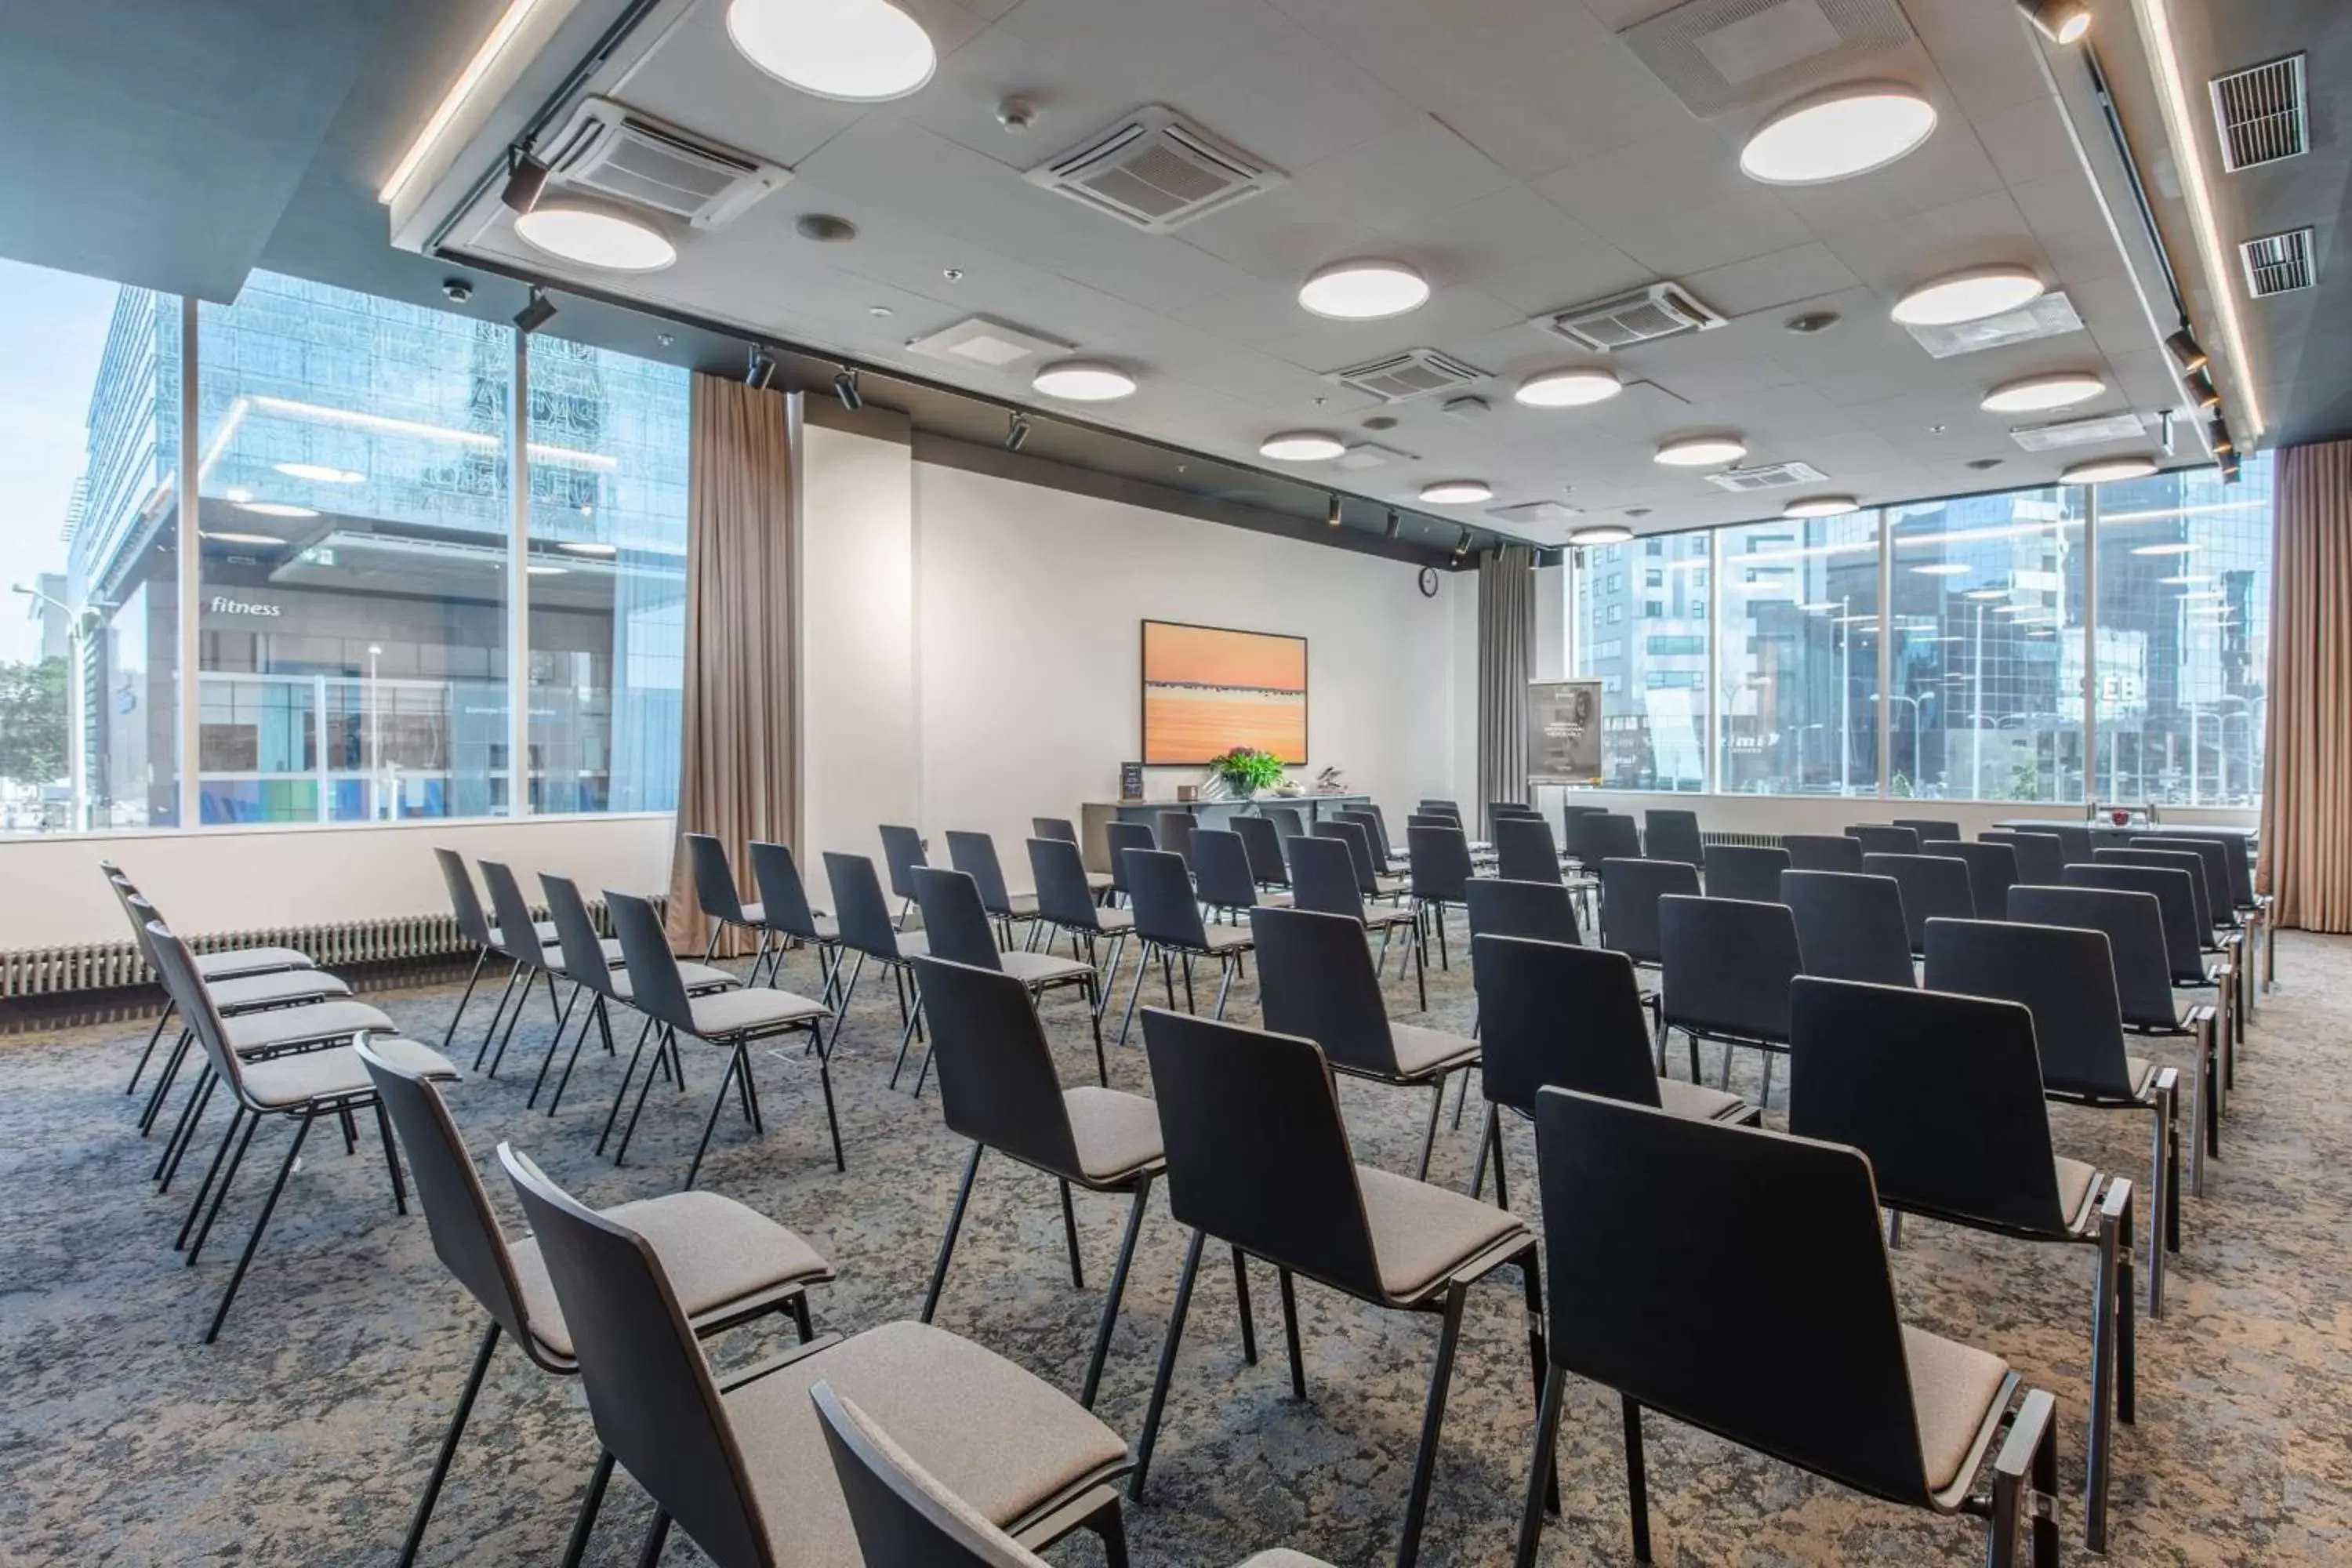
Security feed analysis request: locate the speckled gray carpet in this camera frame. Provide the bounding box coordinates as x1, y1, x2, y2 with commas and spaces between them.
2, 925, 2347, 1567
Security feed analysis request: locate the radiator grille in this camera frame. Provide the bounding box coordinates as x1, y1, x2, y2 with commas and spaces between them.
1698, 830, 1787, 849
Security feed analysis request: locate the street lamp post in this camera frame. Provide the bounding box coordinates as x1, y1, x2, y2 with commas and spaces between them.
367, 644, 383, 820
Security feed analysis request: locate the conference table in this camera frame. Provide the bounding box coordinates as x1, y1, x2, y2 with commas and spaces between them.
1079, 792, 1373, 874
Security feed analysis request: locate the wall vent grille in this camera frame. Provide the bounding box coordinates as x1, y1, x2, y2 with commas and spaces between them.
1620, 0, 1913, 118
2209, 55, 2307, 171
539, 97, 786, 228
1706, 459, 1826, 492
1334, 348, 1489, 403
2241, 227, 2314, 296
1536, 282, 1725, 352
2009, 411, 2147, 452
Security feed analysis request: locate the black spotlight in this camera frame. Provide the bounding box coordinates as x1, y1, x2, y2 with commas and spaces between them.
2183, 368, 2220, 411
2208, 419, 2234, 457
746, 347, 777, 390
1384, 507, 1401, 541
833, 365, 862, 412
2165, 328, 2209, 374
1327, 493, 1344, 528
513, 285, 557, 336
1452, 527, 1471, 560
2017, 0, 2090, 44
2220, 451, 2243, 484
1004, 411, 1031, 452
500, 147, 551, 216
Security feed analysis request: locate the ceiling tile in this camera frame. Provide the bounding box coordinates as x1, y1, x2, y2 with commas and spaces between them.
1283, 116, 1519, 230
1681, 243, 1860, 318
1530, 124, 1817, 277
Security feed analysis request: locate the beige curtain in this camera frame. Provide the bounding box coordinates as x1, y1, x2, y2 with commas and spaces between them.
663, 375, 798, 953
1476, 545, 1536, 837
2258, 438, 2352, 932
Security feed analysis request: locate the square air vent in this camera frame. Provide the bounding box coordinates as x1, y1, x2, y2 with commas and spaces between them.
2009, 411, 2148, 452
1706, 460, 1826, 492
1488, 500, 1582, 524
2241, 227, 2314, 296
1025, 105, 1282, 232
1334, 441, 1414, 470
2209, 55, 2307, 171
1333, 349, 1487, 403
1904, 292, 2084, 358
905, 317, 1073, 368
1536, 283, 1725, 352
1621, 0, 1914, 117
538, 97, 786, 228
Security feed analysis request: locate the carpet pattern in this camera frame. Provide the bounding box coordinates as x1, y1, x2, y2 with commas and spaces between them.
2, 924, 2348, 1566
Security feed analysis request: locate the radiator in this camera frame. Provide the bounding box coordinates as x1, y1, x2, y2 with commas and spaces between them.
1698, 830, 1785, 849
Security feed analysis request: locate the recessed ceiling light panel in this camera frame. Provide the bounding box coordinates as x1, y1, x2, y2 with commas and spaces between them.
513, 199, 677, 271
1260, 431, 1345, 462
1893, 267, 2045, 326
1740, 84, 1938, 185
1420, 480, 1493, 504
1298, 259, 1428, 320
1980, 372, 2105, 413
1655, 436, 1748, 467
1784, 496, 1860, 518
1031, 359, 1135, 401
1515, 368, 1623, 408
725, 0, 937, 102
1568, 524, 1635, 546
2062, 456, 2160, 485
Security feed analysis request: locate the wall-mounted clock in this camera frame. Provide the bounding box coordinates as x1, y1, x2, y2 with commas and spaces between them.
1417, 565, 1441, 597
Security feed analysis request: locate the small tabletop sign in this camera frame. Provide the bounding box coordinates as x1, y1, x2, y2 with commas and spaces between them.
1118, 762, 1145, 802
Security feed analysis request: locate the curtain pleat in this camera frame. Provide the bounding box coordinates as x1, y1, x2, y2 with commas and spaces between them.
663, 376, 797, 953
2259, 439, 2352, 932
1476, 546, 1536, 837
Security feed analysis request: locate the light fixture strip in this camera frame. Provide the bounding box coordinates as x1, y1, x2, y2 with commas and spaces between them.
379, 0, 559, 208
2130, 0, 2264, 436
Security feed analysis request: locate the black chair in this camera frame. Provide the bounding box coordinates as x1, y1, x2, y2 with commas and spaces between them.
497, 1145, 1134, 1568
1657, 895, 1802, 1104
1153, 809, 1197, 868
1923, 839, 2018, 924
1981, 829, 2067, 887
1232, 813, 1291, 891
1597, 858, 1697, 978
1464, 877, 1581, 946
2038, 823, 2097, 866
879, 823, 928, 927
1788, 978, 2133, 1552
1849, 824, 1922, 856
1577, 812, 1642, 866
824, 851, 932, 1069
434, 847, 532, 1055
1701, 843, 1788, 905
1924, 920, 2178, 1312
2187, 826, 2269, 997
1260, 804, 1306, 839
1781, 870, 1915, 989
1784, 833, 1865, 873
1862, 851, 1975, 955
1405, 823, 1475, 970
2134, 835, 2252, 1027
1114, 847, 1253, 1047
1026, 837, 1134, 996
910, 868, 1105, 1091
1131, 1007, 1544, 1568
1251, 906, 1479, 1181
1189, 827, 1275, 924
540, 871, 734, 1124
1892, 817, 1960, 844
1290, 832, 1425, 1008
946, 830, 1042, 950
1642, 809, 1703, 866
1033, 816, 1113, 906
1338, 807, 1403, 878
1319, 815, 1406, 902
1515, 1087, 2056, 1568
683, 832, 771, 962
911, 955, 1165, 1409
1493, 815, 1563, 885
480, 858, 619, 1081
746, 840, 841, 1002
1471, 935, 1753, 1207
1102, 819, 1156, 907
2099, 846, 2241, 1070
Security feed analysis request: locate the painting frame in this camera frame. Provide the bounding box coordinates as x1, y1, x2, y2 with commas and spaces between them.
1139, 618, 1309, 767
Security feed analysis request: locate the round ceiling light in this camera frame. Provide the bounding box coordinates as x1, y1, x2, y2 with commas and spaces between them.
1739, 84, 1938, 185
1892, 267, 2045, 326
1568, 524, 1635, 546
1783, 495, 1860, 518
513, 201, 677, 271
1297, 259, 1429, 320
1515, 368, 1623, 408
201, 530, 288, 547
273, 461, 364, 485
725, 0, 937, 102
1419, 479, 1493, 505
2062, 456, 2159, 485
1654, 436, 1748, 467
1031, 359, 1136, 401
235, 501, 319, 518
1259, 431, 1345, 462
1980, 372, 2106, 413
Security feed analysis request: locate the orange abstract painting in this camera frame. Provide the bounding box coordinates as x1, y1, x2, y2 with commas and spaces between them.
1142, 620, 1308, 764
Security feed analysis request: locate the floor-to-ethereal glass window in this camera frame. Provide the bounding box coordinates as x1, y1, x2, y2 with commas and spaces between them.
1573, 531, 1711, 790
523, 335, 688, 814
1715, 513, 1881, 795
2091, 452, 2272, 808
1886, 485, 2088, 803
194, 273, 513, 823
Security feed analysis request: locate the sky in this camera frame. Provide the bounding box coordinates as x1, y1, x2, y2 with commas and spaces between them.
0, 257, 118, 665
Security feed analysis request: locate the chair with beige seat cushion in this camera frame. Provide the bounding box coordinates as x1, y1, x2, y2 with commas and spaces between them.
1112, 848, 1254, 1048
536, 872, 738, 1123
499, 1142, 1133, 1568
1030, 817, 1114, 904
909, 868, 1105, 1094
1132, 1007, 1548, 1568
1515, 1086, 2058, 1568
824, 850, 933, 1065
150, 993, 404, 1192
747, 840, 843, 1001
477, 858, 622, 1080
103, 863, 315, 1096
685, 831, 773, 962
359, 1047, 829, 1568
1286, 832, 1424, 1007
1026, 836, 1134, 1001
913, 955, 1167, 1409
434, 846, 554, 1057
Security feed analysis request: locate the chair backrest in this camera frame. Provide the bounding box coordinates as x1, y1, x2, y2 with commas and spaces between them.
143, 916, 247, 1097
1580, 813, 1642, 865
605, 891, 695, 1033
684, 833, 750, 927
1233, 814, 1290, 887
1102, 822, 1155, 895
1890, 818, 1959, 844
811, 1382, 1044, 1568
1643, 809, 1704, 866
1848, 825, 1921, 857
2135, 837, 2236, 931
1922, 918, 2135, 1098
1250, 906, 1399, 1078
1860, 853, 1974, 954
1284, 833, 1367, 920
357, 1042, 539, 1356
746, 840, 823, 942
1030, 817, 1079, 845
945, 831, 1018, 918
1406, 824, 1475, 902
1473, 935, 1660, 1113
909, 868, 1004, 971
1599, 858, 1699, 965
2063, 863, 2205, 981
1780, 870, 1915, 989
1493, 815, 1563, 884
1921, 840, 2016, 924
2096, 847, 2215, 937
1341, 807, 1396, 868
2008, 885, 2177, 1029
2193, 826, 2257, 909
1313, 818, 1382, 895
1463, 877, 1582, 946
1783, 833, 1865, 873
1788, 978, 2071, 1236
111, 880, 167, 971
498, 1145, 773, 1568
1025, 837, 1102, 932
1979, 830, 2067, 887
825, 852, 906, 962
908, 956, 1082, 1174
2038, 823, 2096, 866
542, 873, 619, 1002
1532, 1088, 1934, 1506
480, 859, 550, 971
1123, 848, 1210, 948
1417, 798, 1462, 822
878, 824, 927, 902
1189, 829, 1260, 912
1658, 895, 1801, 1044
1153, 811, 1197, 866
436, 847, 495, 948
1701, 844, 1788, 905
1138, 1007, 1381, 1300
1261, 804, 1306, 840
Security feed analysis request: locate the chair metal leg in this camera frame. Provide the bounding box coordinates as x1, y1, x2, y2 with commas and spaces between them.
472, 962, 522, 1071
1087, 975, 1109, 1087
376, 1098, 408, 1214
1450, 1063, 1472, 1129
812, 1017, 846, 1173
526, 982, 583, 1109
155, 1064, 216, 1188
557, 1449, 615, 1568
1059, 1178, 1087, 1289
1413, 916, 1428, 1011
1232, 1246, 1258, 1364
1116, 942, 1152, 1048
1415, 1071, 1446, 1182
127, 1003, 177, 1095
1082, 1178, 1153, 1410
596, 1016, 654, 1156
1210, 955, 1236, 1021
1277, 1267, 1306, 1399
1471, 1101, 1495, 1201
399, 1321, 501, 1567
921, 1144, 983, 1323
633, 1509, 671, 1568
1395, 1281, 1468, 1568
174, 1096, 241, 1250
1130, 1227, 1204, 1499
2085, 1199, 2120, 1553
682, 1040, 743, 1191
140, 1031, 191, 1135
612, 1025, 673, 1169
205, 1108, 315, 1342
1519, 1248, 1559, 1512
1621, 1396, 1653, 1564
548, 995, 611, 1116
1514, 1365, 1570, 1568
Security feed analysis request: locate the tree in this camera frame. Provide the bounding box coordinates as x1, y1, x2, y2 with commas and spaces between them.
0, 658, 69, 786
